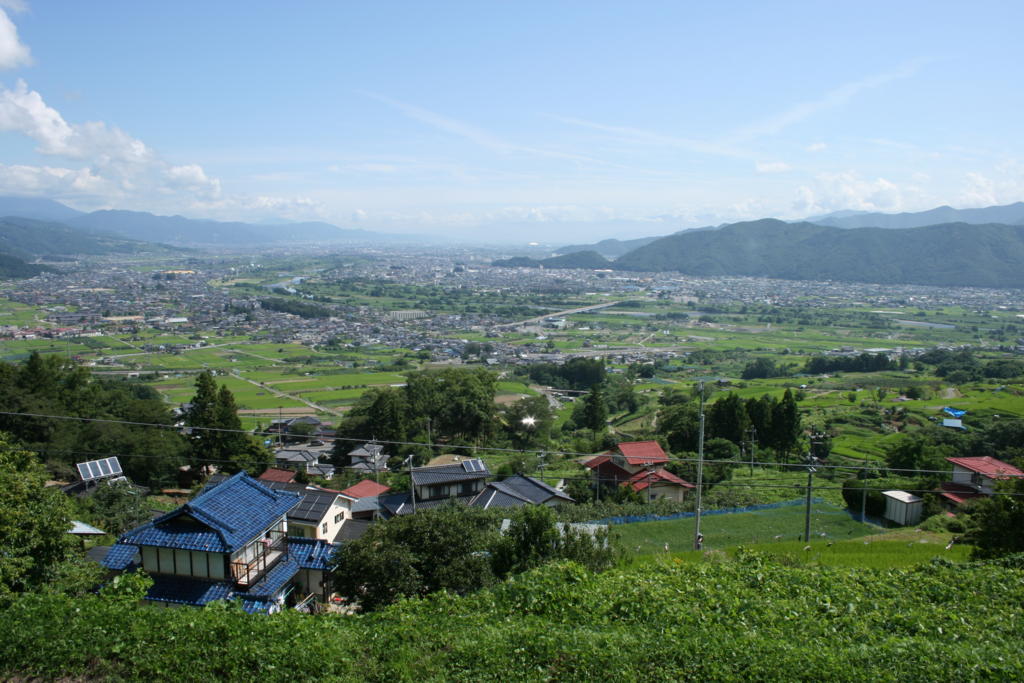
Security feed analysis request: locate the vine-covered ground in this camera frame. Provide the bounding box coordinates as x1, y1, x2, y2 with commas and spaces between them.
3, 554, 1022, 681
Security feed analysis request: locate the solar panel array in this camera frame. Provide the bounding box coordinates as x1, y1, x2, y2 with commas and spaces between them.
76, 456, 123, 482
462, 459, 485, 473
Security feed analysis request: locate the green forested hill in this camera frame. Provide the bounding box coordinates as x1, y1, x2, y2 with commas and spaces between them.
613, 219, 1024, 287
2, 557, 1022, 680
0, 252, 51, 279
492, 250, 611, 269
0, 216, 172, 259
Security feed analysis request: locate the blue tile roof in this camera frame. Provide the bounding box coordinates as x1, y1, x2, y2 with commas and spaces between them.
119, 472, 299, 553
246, 556, 299, 600
289, 537, 338, 570
241, 599, 274, 614
145, 575, 234, 607
100, 543, 141, 570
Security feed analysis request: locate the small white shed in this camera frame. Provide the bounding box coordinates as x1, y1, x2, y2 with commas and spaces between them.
882, 490, 923, 526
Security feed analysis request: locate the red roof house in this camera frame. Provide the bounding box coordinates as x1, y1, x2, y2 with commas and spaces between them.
257, 467, 298, 483
585, 441, 692, 502
942, 456, 1024, 505
617, 441, 670, 467
340, 479, 391, 499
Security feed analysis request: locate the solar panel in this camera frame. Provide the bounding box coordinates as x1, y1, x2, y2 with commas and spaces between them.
463, 459, 484, 473
75, 456, 123, 482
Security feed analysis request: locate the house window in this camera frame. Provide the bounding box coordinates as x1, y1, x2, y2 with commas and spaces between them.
461, 481, 476, 496
321, 522, 328, 535
334, 513, 343, 524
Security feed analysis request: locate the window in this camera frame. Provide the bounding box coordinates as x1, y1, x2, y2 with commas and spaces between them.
321, 522, 328, 535
334, 513, 343, 523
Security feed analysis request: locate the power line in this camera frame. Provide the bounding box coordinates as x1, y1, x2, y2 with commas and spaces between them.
3, 408, 1023, 483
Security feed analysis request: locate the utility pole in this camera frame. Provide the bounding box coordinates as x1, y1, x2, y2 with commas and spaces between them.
694, 381, 705, 551
748, 425, 757, 477
805, 432, 823, 542
407, 455, 417, 514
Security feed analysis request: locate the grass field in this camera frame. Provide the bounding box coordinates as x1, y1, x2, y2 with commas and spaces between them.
615, 501, 878, 555
626, 535, 971, 569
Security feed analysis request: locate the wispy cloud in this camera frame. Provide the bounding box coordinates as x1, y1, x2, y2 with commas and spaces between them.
725, 59, 930, 144
755, 161, 791, 173
362, 91, 604, 164
549, 115, 747, 159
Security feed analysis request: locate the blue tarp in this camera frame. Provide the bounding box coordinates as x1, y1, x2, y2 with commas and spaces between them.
943, 407, 966, 418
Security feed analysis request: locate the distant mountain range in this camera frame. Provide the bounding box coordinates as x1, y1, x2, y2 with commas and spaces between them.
0, 196, 408, 247
805, 201, 1024, 230
496, 213, 1024, 288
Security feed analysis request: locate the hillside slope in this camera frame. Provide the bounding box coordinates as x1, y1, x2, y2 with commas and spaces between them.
2, 557, 1022, 680
0, 216, 170, 259
614, 219, 1024, 287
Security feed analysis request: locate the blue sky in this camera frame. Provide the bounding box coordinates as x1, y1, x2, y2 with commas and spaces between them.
1, 1, 1023, 242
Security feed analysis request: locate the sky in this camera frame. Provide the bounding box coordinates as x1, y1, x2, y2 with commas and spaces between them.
1, 1, 1024, 243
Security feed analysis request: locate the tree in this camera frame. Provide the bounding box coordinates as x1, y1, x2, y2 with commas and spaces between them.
86, 480, 152, 535
706, 392, 749, 445
969, 477, 1024, 559
578, 383, 608, 433
332, 503, 497, 611
492, 504, 614, 577
770, 389, 802, 462
0, 433, 78, 601
658, 400, 700, 453
185, 371, 269, 473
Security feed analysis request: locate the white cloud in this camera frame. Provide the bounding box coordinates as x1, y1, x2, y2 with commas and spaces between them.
792, 171, 906, 216
0, 79, 320, 219
957, 170, 1024, 208
755, 161, 791, 173
806, 142, 827, 153
0, 8, 30, 70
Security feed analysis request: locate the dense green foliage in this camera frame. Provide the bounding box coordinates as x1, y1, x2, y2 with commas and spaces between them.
333, 503, 614, 611
0, 434, 79, 602
0, 352, 188, 487
519, 357, 606, 390
258, 296, 333, 318
3, 555, 1023, 680
804, 352, 897, 374
334, 367, 498, 458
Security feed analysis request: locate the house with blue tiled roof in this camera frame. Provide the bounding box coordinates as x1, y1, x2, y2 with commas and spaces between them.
102, 471, 339, 613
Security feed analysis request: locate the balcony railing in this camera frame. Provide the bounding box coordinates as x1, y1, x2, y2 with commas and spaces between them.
230, 531, 287, 586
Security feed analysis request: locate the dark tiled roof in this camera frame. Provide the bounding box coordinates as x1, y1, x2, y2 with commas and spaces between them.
498, 474, 574, 504
378, 492, 475, 518
332, 520, 372, 543
412, 459, 490, 486
100, 543, 140, 570
471, 487, 530, 509
286, 489, 339, 523
349, 443, 384, 457
351, 497, 382, 514
289, 537, 339, 569
120, 472, 299, 553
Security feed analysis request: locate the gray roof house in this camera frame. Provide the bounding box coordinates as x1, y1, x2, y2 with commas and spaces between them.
378, 458, 491, 518
471, 474, 574, 509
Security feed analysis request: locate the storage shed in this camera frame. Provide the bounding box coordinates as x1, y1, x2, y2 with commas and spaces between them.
882, 490, 923, 526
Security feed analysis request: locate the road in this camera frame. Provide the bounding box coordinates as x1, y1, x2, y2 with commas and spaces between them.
496, 301, 624, 328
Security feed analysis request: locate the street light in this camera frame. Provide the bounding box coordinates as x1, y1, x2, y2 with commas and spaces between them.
694, 381, 706, 551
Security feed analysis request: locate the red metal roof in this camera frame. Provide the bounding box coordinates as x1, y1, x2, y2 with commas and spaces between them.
340, 479, 391, 498
617, 441, 669, 465
627, 467, 694, 491
257, 467, 297, 483
940, 482, 985, 505
946, 456, 1024, 479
